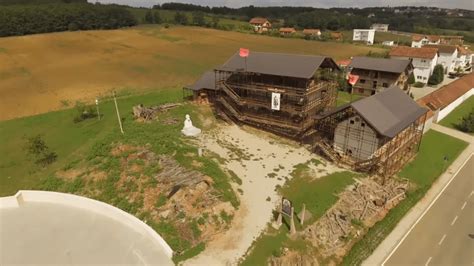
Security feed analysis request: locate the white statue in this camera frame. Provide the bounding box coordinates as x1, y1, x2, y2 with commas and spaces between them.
181, 114, 201, 137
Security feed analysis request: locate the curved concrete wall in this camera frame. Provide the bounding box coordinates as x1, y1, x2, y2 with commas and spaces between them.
0, 190, 173, 259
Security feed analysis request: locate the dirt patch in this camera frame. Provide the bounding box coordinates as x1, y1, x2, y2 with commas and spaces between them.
56, 168, 85, 180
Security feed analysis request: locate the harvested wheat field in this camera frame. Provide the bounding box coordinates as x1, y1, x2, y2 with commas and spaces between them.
0, 25, 385, 120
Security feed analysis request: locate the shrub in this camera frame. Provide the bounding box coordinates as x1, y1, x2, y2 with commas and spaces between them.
24, 134, 58, 167
73, 101, 97, 123
413, 82, 425, 88
428, 64, 444, 85
455, 110, 474, 133
407, 72, 415, 84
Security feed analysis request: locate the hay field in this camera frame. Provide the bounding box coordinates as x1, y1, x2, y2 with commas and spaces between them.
0, 25, 385, 120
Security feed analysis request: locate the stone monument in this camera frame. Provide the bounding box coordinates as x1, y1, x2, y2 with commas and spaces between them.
181, 114, 201, 137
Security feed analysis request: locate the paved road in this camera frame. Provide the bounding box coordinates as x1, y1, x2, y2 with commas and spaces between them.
384, 156, 474, 266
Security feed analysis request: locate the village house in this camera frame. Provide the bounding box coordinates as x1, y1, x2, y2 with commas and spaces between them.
249, 17, 271, 33
411, 34, 441, 48
330, 32, 343, 41
348, 57, 413, 96
424, 44, 458, 74
279, 27, 296, 36
353, 29, 375, 45
440, 35, 464, 46
213, 51, 340, 138
389, 46, 439, 84
303, 29, 321, 38
455, 46, 473, 72
370, 23, 389, 32
315, 86, 427, 177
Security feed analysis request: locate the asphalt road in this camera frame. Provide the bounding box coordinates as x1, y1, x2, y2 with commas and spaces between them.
385, 155, 474, 266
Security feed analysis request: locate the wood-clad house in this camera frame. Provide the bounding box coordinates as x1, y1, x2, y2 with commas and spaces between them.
315, 86, 428, 177
214, 52, 340, 138
348, 57, 413, 96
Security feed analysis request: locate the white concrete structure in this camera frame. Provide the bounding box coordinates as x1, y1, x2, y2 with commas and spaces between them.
434, 89, 474, 122
382, 41, 395, 46
390, 47, 439, 83
411, 35, 440, 48
0, 190, 174, 265
353, 29, 375, 45
371, 23, 389, 32
455, 46, 473, 72
425, 45, 458, 74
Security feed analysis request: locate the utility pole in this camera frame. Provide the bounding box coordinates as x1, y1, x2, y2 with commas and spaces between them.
113, 91, 124, 134
95, 98, 100, 120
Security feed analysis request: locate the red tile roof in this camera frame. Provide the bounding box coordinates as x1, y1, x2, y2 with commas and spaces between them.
279, 27, 296, 33
457, 46, 472, 56
389, 46, 438, 59
303, 29, 321, 35
417, 72, 474, 119
424, 44, 457, 54
412, 34, 440, 42
336, 59, 352, 67
249, 17, 269, 24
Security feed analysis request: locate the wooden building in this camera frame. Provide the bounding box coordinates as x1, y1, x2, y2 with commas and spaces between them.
315, 86, 427, 177
183, 71, 217, 103
214, 52, 340, 138
348, 57, 413, 96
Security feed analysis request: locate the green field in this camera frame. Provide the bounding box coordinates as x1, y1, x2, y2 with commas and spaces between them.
337, 91, 362, 106
342, 130, 468, 265
439, 96, 474, 135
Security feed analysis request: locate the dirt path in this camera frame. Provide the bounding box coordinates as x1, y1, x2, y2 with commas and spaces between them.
184, 125, 342, 265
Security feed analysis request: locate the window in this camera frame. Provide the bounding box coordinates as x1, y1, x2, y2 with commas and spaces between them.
350, 120, 355, 124
358, 88, 364, 93
361, 122, 366, 127
417, 76, 422, 79
421, 60, 426, 63
423, 77, 427, 80
382, 83, 389, 88
360, 79, 366, 84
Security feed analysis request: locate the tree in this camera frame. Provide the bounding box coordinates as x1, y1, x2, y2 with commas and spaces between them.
407, 72, 415, 84
211, 16, 219, 28
455, 110, 474, 133
153, 11, 161, 24
428, 64, 444, 85
144, 10, 154, 23
192, 11, 205, 26
174, 11, 188, 25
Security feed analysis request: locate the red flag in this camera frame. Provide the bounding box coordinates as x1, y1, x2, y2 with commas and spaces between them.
348, 74, 359, 85
239, 48, 249, 58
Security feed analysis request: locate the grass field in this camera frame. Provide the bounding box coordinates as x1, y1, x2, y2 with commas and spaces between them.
337, 91, 362, 106
439, 96, 474, 135
0, 25, 385, 121
342, 130, 468, 265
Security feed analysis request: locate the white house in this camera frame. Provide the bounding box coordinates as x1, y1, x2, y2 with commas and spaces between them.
390, 46, 439, 83
411, 35, 440, 48
455, 46, 473, 72
371, 24, 389, 32
425, 45, 458, 74
353, 29, 375, 45
382, 40, 395, 46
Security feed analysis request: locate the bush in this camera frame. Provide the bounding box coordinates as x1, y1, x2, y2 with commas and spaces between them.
73, 101, 97, 123
24, 134, 58, 167
407, 72, 415, 84
413, 82, 425, 88
455, 110, 474, 133
428, 64, 444, 85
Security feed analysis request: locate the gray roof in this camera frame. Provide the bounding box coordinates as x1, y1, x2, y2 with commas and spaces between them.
217, 52, 336, 79
351, 86, 427, 138
186, 71, 216, 91
349, 57, 411, 74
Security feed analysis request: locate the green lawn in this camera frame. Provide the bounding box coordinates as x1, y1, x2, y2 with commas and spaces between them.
337, 91, 362, 106
241, 168, 357, 266
342, 130, 468, 265
439, 96, 474, 135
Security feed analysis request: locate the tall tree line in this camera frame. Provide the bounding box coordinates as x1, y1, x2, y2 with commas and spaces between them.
0, 3, 137, 37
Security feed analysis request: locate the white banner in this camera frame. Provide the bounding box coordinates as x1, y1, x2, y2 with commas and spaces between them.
271, 92, 281, 110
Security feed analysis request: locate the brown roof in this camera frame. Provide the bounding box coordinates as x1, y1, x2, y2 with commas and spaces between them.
389, 46, 438, 59
349, 57, 412, 74
412, 34, 440, 42
424, 44, 457, 54
217, 51, 338, 79
249, 17, 269, 24
185, 71, 216, 91
417, 72, 474, 119
352, 86, 427, 138
303, 29, 321, 35
336, 59, 352, 67
279, 27, 296, 33
457, 46, 472, 56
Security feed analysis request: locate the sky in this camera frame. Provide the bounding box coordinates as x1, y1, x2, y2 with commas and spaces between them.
90, 0, 473, 10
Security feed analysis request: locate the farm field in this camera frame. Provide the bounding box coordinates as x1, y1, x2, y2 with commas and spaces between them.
439, 96, 474, 135
0, 25, 385, 121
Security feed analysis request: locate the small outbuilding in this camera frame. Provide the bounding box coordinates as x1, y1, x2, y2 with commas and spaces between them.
183, 71, 217, 103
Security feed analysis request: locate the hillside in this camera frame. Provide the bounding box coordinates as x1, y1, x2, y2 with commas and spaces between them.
0, 25, 385, 121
